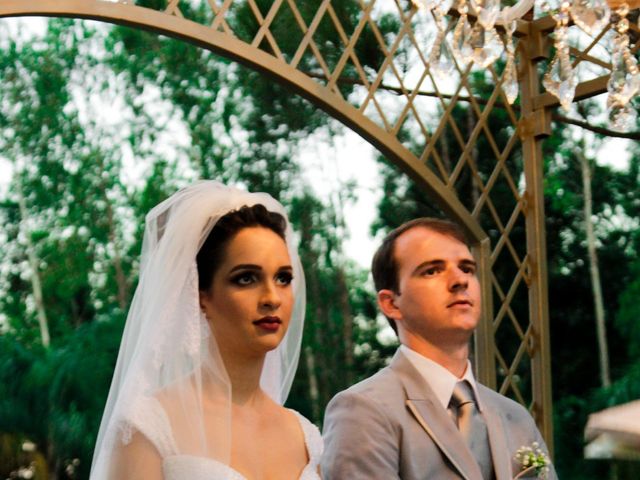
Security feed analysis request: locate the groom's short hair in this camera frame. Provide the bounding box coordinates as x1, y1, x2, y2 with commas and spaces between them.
371, 217, 470, 334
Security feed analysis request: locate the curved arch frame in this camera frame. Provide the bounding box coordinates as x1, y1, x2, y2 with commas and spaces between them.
0, 0, 555, 445
0, 0, 485, 241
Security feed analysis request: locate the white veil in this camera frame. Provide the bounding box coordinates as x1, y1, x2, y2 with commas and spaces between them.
90, 180, 306, 479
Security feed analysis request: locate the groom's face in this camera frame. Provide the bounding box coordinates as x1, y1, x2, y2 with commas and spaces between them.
388, 226, 481, 345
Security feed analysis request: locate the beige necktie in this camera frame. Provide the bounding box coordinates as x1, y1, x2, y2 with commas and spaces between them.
450, 381, 494, 480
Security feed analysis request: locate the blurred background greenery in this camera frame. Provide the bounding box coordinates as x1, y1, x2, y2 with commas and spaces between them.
0, 2, 639, 478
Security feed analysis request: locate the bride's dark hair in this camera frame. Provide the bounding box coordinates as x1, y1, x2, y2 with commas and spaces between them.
196, 204, 287, 291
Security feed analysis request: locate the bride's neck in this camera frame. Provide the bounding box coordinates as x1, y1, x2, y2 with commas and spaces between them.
222, 352, 267, 405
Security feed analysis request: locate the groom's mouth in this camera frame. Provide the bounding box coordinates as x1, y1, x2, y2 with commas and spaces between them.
447, 299, 473, 308
253, 316, 282, 332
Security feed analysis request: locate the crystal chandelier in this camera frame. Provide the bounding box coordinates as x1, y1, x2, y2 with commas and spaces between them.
411, 0, 640, 130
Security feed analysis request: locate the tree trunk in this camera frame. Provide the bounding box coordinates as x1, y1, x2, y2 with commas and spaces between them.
330, 188, 354, 388
15, 175, 50, 348
105, 197, 128, 310
95, 155, 128, 311
303, 345, 321, 423
336, 267, 354, 386
577, 147, 611, 387
297, 213, 328, 418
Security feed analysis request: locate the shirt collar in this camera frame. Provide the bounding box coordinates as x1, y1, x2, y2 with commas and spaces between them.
399, 344, 484, 412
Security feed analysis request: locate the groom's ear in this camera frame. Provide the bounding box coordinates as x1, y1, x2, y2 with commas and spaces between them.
377, 289, 402, 321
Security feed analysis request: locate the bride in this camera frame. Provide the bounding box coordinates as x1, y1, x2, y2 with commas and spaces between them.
90, 181, 322, 479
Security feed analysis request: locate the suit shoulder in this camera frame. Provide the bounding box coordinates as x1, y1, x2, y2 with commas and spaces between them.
326, 365, 404, 409
335, 365, 401, 393
477, 384, 535, 420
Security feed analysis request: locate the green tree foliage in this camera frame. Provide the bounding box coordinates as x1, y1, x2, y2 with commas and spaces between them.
0, 5, 398, 476
545, 146, 640, 479
0, 20, 135, 478
2, 6, 635, 480
286, 191, 393, 423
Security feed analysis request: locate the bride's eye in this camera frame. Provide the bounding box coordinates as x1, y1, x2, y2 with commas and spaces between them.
231, 272, 258, 286
275, 271, 293, 286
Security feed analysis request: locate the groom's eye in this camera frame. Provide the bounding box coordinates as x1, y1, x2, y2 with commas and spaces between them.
421, 266, 441, 276
460, 261, 477, 275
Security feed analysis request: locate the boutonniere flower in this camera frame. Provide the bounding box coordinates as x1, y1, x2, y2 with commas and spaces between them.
513, 442, 550, 479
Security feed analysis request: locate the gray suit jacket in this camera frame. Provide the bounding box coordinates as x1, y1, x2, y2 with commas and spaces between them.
321, 350, 557, 480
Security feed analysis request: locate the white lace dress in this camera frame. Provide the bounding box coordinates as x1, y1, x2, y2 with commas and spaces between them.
127, 398, 323, 480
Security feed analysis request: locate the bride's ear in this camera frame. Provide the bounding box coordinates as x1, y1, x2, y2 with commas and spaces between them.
199, 290, 211, 314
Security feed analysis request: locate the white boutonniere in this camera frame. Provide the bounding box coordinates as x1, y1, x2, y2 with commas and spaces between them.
513, 442, 550, 479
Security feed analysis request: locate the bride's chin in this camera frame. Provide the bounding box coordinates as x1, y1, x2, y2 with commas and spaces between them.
257, 336, 285, 352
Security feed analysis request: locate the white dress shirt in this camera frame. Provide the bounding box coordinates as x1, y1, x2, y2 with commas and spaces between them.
399, 344, 484, 412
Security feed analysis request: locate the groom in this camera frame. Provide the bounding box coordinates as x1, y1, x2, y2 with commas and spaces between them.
321, 218, 557, 480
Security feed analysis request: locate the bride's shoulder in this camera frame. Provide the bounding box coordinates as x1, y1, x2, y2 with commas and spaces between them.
126, 394, 170, 431
123, 393, 178, 458
123, 381, 199, 459
288, 409, 318, 432
287, 409, 323, 460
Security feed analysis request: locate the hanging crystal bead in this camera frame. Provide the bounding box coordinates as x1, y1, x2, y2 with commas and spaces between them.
503, 56, 519, 104
608, 102, 638, 131
542, 0, 576, 112
411, 0, 434, 11
412, 0, 453, 13
542, 27, 576, 111
451, 3, 474, 68
606, 5, 640, 115
607, 34, 640, 106
481, 0, 502, 29
553, 4, 571, 24
470, 24, 503, 68
429, 32, 455, 79
614, 3, 629, 19
429, 11, 455, 79
570, 0, 611, 35
502, 21, 519, 104
468, 0, 501, 29
543, 55, 576, 111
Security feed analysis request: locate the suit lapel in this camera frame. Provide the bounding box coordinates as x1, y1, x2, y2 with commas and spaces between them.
478, 392, 513, 480
390, 351, 484, 480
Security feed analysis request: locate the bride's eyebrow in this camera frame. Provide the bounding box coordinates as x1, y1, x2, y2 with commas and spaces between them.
228, 264, 262, 273
227, 264, 293, 274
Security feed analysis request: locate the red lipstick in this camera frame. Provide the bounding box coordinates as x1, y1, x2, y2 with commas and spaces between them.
253, 316, 282, 332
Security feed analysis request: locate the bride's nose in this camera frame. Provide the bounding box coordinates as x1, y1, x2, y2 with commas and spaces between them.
259, 280, 282, 310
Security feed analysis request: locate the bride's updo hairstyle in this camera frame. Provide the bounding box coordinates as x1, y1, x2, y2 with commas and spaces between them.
196, 204, 288, 291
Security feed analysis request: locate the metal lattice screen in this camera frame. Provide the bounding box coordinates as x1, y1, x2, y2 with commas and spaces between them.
1, 0, 565, 443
